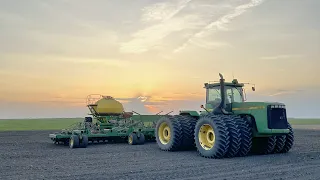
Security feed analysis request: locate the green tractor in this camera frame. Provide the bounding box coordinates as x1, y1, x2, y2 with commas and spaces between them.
155, 73, 294, 158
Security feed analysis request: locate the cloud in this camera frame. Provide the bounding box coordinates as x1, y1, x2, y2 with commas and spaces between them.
174, 0, 266, 53
120, 0, 266, 54
119, 1, 205, 53
178, 38, 232, 51
116, 92, 204, 114
52, 57, 130, 68
1, 53, 129, 71
116, 95, 158, 114
140, 0, 193, 22
0, 11, 28, 25
195, 0, 265, 37
259, 54, 303, 60
0, 2, 120, 59
120, 0, 213, 54
266, 89, 304, 97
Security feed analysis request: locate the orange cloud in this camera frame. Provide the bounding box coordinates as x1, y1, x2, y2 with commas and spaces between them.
144, 104, 161, 114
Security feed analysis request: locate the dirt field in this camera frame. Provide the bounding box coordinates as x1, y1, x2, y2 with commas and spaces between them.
0, 129, 320, 180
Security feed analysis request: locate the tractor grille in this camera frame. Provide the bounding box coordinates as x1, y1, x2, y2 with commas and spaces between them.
267, 105, 288, 129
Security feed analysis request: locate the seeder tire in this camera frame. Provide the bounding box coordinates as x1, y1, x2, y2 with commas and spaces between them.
280, 123, 294, 153
251, 136, 276, 154
155, 116, 183, 151
194, 114, 230, 159
79, 135, 89, 148
137, 133, 145, 145
224, 115, 241, 158
128, 133, 139, 145
176, 115, 197, 150
235, 116, 252, 157
64, 139, 69, 146
69, 135, 80, 149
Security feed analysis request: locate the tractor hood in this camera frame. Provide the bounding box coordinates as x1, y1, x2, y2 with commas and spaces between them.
230, 101, 289, 136
231, 102, 286, 112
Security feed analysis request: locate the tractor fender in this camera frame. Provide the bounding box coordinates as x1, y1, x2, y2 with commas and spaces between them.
179, 110, 200, 119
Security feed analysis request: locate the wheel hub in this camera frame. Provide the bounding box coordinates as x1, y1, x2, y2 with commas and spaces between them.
158, 122, 171, 144
198, 124, 215, 150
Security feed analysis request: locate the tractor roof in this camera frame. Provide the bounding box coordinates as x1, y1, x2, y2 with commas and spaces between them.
204, 79, 244, 89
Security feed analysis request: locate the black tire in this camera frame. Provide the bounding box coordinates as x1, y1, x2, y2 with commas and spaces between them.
155, 115, 183, 151
223, 115, 241, 158
235, 116, 252, 157
251, 136, 276, 154
64, 139, 70, 146
194, 114, 230, 158
176, 115, 197, 150
272, 135, 286, 153
128, 133, 139, 145
69, 135, 80, 149
137, 133, 145, 145
280, 123, 294, 153
79, 135, 89, 148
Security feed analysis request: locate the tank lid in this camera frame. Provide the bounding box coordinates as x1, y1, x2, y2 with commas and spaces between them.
102, 96, 114, 99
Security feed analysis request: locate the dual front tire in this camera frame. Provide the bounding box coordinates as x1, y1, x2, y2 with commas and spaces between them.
250, 122, 294, 155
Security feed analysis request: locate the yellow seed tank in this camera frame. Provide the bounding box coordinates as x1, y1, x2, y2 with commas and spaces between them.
90, 96, 124, 115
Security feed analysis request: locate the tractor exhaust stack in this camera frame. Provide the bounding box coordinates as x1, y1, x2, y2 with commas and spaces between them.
213, 73, 233, 115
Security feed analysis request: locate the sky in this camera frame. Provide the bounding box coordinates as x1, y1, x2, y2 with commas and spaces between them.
0, 0, 319, 119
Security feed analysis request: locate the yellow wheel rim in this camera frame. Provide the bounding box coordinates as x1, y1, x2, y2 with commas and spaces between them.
70, 138, 74, 147
158, 122, 171, 144
198, 124, 215, 150
128, 136, 133, 144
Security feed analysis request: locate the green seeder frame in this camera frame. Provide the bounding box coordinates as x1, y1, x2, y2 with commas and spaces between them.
49, 114, 165, 145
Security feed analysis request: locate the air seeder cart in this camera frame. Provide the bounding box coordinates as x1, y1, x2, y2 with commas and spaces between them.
49, 95, 165, 148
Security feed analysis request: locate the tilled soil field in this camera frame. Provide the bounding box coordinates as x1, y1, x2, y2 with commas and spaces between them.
0, 129, 320, 180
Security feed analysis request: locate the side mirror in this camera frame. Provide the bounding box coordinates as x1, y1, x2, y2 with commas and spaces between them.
200, 105, 210, 113
252, 87, 255, 91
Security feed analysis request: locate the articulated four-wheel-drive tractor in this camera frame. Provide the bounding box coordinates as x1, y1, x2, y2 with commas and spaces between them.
155, 73, 294, 158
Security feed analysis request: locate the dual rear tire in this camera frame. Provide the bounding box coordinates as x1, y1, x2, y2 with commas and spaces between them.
194, 114, 251, 158
155, 115, 197, 151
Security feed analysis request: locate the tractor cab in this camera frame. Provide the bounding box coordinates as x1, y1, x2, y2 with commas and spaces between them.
204, 78, 253, 113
